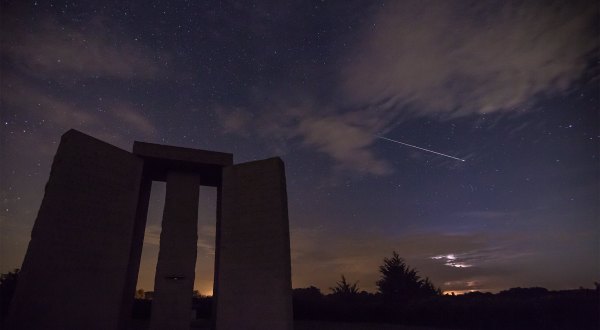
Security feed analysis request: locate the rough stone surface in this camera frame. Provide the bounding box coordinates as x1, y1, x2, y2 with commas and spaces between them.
8, 130, 293, 330
149, 171, 201, 330
120, 176, 152, 329
6, 130, 146, 330
214, 158, 294, 330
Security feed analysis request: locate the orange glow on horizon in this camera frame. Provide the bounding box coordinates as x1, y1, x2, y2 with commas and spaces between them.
199, 290, 213, 297
443, 289, 476, 295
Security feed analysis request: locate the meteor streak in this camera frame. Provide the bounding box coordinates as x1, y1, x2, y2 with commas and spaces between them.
376, 135, 466, 162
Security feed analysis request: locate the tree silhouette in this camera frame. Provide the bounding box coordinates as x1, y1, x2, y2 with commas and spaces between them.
376, 252, 439, 303
135, 288, 145, 299
0, 269, 19, 320
330, 275, 360, 296
421, 277, 442, 296
294, 286, 324, 301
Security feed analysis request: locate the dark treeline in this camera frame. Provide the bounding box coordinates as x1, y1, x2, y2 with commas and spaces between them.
132, 252, 598, 329
127, 286, 599, 329
292, 285, 599, 329
3, 252, 599, 329
292, 252, 598, 329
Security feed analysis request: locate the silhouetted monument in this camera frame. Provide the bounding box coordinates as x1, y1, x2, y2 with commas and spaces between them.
6, 129, 293, 330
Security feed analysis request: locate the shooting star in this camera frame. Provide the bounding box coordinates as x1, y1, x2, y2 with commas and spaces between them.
376, 135, 466, 162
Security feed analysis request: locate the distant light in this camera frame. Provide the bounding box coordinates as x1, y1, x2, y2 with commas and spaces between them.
445, 262, 472, 268
431, 254, 472, 268
166, 275, 185, 280
431, 254, 456, 260
443, 290, 476, 295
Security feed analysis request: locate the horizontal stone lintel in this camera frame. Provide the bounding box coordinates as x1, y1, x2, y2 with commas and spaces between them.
133, 141, 233, 185
133, 141, 233, 166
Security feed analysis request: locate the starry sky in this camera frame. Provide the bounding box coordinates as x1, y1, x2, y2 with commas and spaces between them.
1, 0, 598, 296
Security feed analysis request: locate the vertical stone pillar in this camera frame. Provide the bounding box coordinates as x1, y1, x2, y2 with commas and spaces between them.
149, 171, 200, 330
6, 130, 147, 330
119, 175, 152, 329
214, 158, 293, 330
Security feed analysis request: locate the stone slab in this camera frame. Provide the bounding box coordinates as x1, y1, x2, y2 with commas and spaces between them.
133, 141, 233, 166
6, 129, 147, 330
7, 130, 294, 330
214, 158, 293, 330
133, 142, 232, 186
149, 171, 201, 330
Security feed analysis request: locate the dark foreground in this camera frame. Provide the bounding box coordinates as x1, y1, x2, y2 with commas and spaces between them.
126, 287, 599, 330
132, 319, 441, 330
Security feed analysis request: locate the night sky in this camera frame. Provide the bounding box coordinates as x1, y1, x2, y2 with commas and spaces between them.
1, 1, 598, 296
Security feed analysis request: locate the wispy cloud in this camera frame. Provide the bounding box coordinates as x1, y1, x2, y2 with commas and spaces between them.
111, 104, 156, 136
432, 254, 473, 268
2, 17, 163, 79
217, 103, 396, 175
342, 1, 596, 117
455, 210, 519, 220
430, 246, 533, 270
217, 106, 254, 136
0, 12, 162, 161
1, 76, 157, 151
295, 115, 392, 175
217, 1, 596, 175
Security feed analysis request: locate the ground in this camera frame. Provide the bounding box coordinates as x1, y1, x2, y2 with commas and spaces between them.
131, 319, 443, 330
